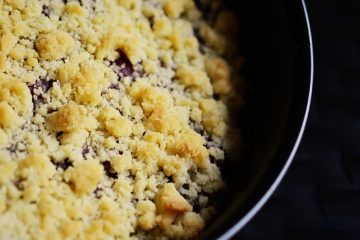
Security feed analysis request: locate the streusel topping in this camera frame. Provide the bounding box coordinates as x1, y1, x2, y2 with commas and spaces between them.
0, 0, 238, 239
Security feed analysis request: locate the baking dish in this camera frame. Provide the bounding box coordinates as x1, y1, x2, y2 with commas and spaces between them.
199, 0, 313, 238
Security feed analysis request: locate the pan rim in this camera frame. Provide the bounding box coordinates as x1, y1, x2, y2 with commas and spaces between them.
218, 0, 314, 239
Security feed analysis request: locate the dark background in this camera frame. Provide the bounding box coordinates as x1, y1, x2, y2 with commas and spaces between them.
236, 1, 360, 239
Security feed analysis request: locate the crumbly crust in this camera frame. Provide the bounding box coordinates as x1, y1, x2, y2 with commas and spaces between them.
0, 0, 236, 239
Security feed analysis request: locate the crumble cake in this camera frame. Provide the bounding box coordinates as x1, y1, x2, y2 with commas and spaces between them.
0, 0, 240, 239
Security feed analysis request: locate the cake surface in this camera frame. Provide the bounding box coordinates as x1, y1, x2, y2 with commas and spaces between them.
0, 0, 238, 239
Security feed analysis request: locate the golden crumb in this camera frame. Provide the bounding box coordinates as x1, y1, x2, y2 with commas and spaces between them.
163, 0, 185, 19
47, 102, 88, 132
167, 129, 209, 168
18, 153, 56, 186
0, 101, 23, 129
136, 200, 157, 230
206, 57, 232, 95
65, 2, 85, 15
199, 24, 226, 54
67, 160, 104, 195
200, 98, 228, 137
0, 33, 17, 55
35, 31, 75, 61
176, 66, 213, 96
145, 108, 182, 135
155, 183, 192, 228
130, 81, 174, 115
111, 153, 132, 173
100, 107, 133, 137
0, 78, 32, 115
105, 115, 133, 137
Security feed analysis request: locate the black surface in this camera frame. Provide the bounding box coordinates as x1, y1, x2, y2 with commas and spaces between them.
236, 0, 360, 239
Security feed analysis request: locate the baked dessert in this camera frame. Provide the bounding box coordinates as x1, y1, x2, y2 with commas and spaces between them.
0, 0, 240, 239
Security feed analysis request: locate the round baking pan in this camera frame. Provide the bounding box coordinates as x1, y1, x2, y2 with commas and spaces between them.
199, 0, 313, 239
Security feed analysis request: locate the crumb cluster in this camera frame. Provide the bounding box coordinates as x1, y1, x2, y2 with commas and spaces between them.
0, 0, 238, 239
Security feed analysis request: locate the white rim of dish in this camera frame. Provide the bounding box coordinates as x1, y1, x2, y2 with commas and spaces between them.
218, 0, 314, 239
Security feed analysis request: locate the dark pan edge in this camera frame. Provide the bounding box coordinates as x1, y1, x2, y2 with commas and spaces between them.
218, 0, 314, 239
